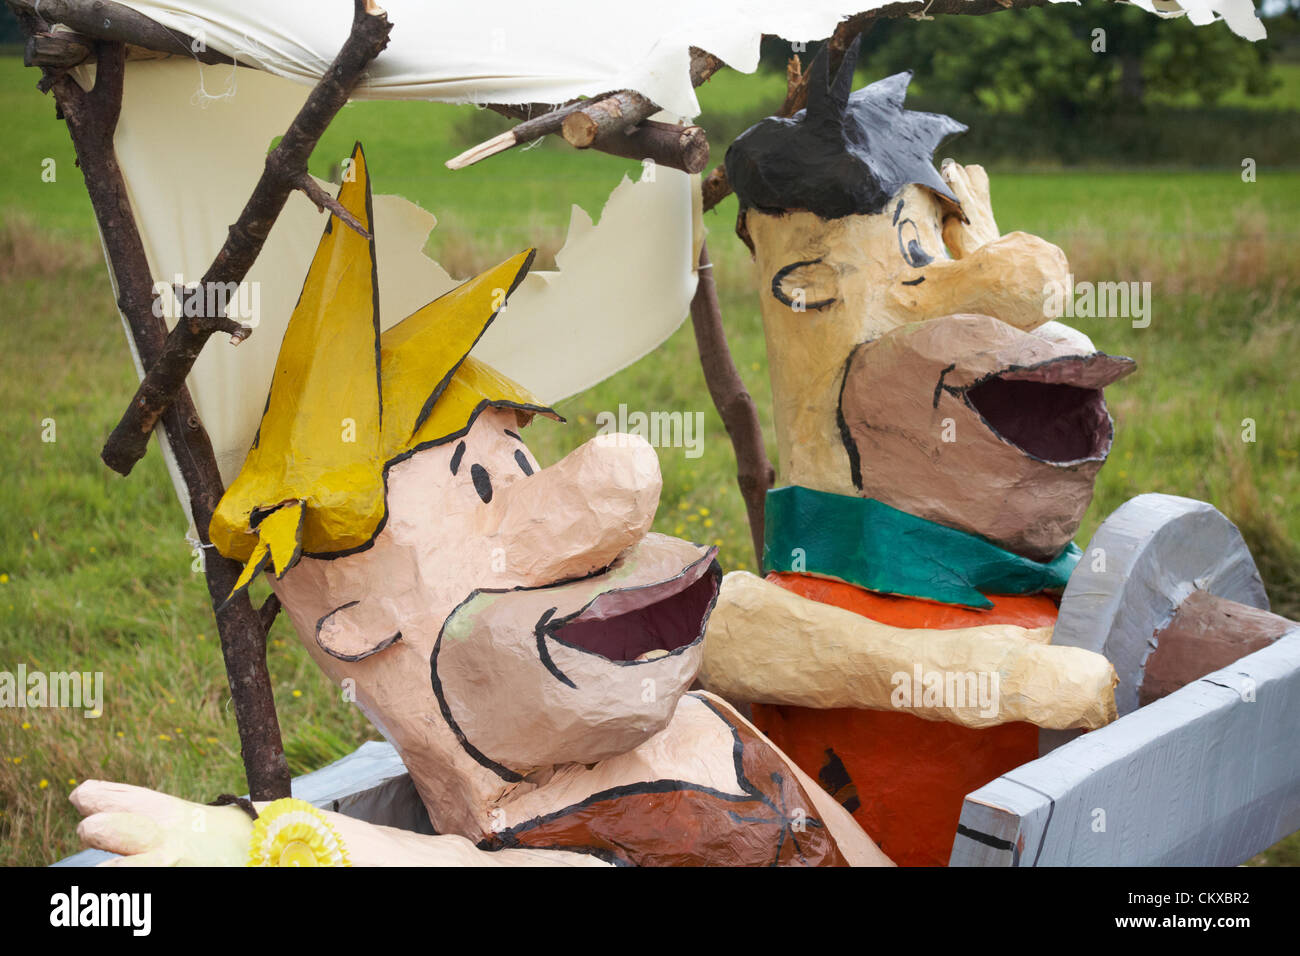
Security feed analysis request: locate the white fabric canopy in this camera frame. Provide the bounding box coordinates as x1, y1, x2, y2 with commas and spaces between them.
89, 0, 1263, 536
114, 0, 1267, 119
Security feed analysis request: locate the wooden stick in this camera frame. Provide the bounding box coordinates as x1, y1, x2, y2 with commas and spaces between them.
18, 26, 292, 799
99, 0, 392, 477
9, 0, 235, 64
449, 47, 726, 171
689, 242, 774, 567
446, 98, 594, 170
586, 121, 710, 174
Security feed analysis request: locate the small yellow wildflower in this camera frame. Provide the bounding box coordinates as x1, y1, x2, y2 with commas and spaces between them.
38, 779, 48, 789
158, 734, 172, 742
205, 737, 219, 744
66, 778, 76, 787
704, 519, 714, 528
698, 507, 710, 517
115, 731, 124, 739
0, 574, 8, 584
292, 689, 303, 698
21, 722, 30, 730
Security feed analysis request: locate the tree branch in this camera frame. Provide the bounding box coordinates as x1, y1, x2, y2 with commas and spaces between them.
447, 47, 725, 170
690, 242, 774, 566
99, 0, 392, 476
18, 27, 292, 799
8, 0, 235, 64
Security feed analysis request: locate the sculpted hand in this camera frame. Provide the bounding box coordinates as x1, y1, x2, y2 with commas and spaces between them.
71, 780, 253, 867
940, 160, 1000, 258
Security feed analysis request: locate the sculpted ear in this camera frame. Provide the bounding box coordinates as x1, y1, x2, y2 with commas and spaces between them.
771, 258, 839, 312
315, 600, 401, 662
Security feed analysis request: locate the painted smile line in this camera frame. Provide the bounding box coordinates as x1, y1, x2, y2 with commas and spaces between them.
964, 353, 1136, 465
542, 549, 721, 664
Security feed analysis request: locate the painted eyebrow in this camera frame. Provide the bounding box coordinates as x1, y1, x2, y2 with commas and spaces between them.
892, 199, 904, 225
449, 441, 466, 475
504, 430, 522, 441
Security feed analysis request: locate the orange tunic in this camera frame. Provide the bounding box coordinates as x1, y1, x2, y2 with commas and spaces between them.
751, 571, 1060, 867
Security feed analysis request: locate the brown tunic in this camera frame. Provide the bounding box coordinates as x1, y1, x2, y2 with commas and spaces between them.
484, 694, 849, 866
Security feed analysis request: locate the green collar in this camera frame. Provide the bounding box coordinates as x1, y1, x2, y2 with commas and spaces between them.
763, 486, 1080, 610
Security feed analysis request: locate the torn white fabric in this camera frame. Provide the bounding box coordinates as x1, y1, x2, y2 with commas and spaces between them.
111, 0, 1266, 121
107, 60, 697, 531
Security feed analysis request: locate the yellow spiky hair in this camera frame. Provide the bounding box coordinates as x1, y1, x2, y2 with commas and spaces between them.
209, 143, 558, 602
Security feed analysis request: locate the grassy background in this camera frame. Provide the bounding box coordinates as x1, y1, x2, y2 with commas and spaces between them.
1, 52, 1297, 865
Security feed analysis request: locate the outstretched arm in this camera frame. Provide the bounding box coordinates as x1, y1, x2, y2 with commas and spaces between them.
699, 571, 1117, 731
71, 781, 608, 867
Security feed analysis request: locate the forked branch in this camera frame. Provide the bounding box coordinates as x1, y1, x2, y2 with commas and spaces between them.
98, 0, 392, 476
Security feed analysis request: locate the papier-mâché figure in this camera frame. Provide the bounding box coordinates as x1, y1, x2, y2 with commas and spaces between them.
698, 41, 1131, 866
68, 145, 891, 867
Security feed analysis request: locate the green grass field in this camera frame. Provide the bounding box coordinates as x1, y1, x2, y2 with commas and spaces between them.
1, 53, 1298, 866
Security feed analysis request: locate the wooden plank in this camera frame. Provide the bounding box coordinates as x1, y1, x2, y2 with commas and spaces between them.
951, 629, 1300, 866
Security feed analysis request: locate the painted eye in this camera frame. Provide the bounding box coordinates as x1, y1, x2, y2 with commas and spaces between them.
897, 219, 933, 269
514, 450, 534, 476
470, 463, 493, 503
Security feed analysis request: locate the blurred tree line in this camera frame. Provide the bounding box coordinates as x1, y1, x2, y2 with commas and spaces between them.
739, 1, 1300, 164
761, 0, 1299, 117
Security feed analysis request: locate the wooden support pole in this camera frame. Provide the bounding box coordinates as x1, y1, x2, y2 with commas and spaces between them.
14, 22, 292, 799
98, 0, 392, 477
689, 242, 773, 567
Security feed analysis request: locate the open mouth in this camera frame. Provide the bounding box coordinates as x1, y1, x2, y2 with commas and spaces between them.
546, 549, 721, 663
965, 354, 1135, 464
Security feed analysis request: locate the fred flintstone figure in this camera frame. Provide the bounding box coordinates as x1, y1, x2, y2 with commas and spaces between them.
700, 37, 1299, 867
698, 41, 1129, 866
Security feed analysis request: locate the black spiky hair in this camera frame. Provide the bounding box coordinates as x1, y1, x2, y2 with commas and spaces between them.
724, 37, 968, 221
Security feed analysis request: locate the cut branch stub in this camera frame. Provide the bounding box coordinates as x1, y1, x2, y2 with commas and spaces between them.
99, 0, 392, 477
561, 89, 658, 149
588, 121, 710, 175
24, 30, 92, 70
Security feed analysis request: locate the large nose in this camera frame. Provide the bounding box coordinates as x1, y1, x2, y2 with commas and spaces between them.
893, 231, 1068, 332
484, 433, 662, 584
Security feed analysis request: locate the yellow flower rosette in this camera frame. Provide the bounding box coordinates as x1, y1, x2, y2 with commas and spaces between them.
248, 798, 351, 867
